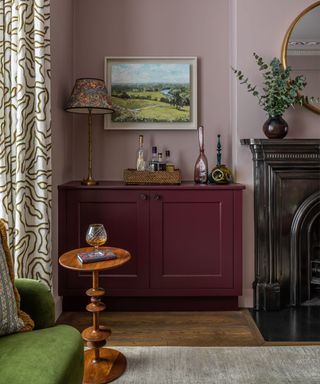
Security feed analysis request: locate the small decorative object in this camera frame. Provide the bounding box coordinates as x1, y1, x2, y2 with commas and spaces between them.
232, 53, 319, 139
85, 224, 107, 255
194, 125, 208, 184
64, 78, 114, 185
209, 134, 233, 184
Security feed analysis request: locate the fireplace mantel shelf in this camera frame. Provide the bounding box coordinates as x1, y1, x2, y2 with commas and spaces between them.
241, 138, 320, 145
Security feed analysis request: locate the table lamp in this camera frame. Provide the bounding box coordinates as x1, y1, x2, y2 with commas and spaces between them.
64, 78, 114, 185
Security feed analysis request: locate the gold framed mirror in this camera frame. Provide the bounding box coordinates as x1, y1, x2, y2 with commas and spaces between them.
281, 1, 320, 114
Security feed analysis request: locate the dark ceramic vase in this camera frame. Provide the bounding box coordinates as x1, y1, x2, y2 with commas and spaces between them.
263, 115, 288, 139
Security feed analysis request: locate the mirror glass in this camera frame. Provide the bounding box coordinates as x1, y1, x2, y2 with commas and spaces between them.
282, 2, 320, 114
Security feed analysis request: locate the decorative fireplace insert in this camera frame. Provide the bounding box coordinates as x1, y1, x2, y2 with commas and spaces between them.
241, 139, 320, 311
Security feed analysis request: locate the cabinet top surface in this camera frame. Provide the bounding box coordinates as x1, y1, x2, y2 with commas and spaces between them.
58, 181, 245, 190
59, 246, 131, 272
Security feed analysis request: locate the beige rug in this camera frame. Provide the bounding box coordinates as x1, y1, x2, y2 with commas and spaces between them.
108, 346, 320, 384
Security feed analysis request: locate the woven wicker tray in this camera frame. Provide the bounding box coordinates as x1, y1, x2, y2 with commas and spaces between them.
123, 169, 181, 185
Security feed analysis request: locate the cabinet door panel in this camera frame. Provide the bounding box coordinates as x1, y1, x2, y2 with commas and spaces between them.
150, 190, 234, 290
60, 190, 149, 292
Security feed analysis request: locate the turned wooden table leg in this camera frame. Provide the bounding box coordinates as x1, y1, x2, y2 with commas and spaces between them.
82, 270, 127, 384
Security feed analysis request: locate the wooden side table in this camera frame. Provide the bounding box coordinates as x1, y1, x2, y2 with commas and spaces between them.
59, 246, 131, 384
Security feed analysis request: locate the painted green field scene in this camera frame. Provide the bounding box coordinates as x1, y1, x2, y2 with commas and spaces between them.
110, 62, 191, 123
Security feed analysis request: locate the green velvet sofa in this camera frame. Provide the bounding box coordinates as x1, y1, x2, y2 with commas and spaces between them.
0, 278, 84, 384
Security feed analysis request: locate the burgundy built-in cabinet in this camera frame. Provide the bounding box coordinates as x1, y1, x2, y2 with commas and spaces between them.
58, 181, 244, 310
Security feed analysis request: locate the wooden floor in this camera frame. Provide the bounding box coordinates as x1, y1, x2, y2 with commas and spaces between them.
57, 310, 265, 346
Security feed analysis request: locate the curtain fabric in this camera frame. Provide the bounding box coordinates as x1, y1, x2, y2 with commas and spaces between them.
0, 0, 52, 287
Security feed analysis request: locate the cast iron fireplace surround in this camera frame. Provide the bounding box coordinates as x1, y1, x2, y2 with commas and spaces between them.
242, 139, 320, 311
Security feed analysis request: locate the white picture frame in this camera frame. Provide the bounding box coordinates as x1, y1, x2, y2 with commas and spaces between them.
104, 56, 197, 130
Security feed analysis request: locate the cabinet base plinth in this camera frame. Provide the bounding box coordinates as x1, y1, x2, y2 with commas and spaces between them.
83, 348, 126, 384
63, 296, 239, 311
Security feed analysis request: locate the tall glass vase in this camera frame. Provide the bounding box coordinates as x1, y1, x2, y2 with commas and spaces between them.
194, 125, 208, 184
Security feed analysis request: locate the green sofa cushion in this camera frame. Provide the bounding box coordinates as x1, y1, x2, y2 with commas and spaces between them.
0, 324, 84, 384
15, 278, 55, 330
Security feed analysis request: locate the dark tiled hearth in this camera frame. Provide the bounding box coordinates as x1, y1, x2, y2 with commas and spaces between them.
250, 307, 320, 342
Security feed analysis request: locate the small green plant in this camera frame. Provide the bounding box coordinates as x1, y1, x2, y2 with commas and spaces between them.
232, 53, 315, 117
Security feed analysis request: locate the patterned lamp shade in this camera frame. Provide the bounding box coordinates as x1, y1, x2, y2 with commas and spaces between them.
64, 78, 114, 114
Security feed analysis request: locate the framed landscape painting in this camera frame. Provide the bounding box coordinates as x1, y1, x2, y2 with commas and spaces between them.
104, 57, 197, 130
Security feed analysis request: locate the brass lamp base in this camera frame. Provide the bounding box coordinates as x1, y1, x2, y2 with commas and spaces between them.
81, 111, 99, 186
81, 177, 98, 186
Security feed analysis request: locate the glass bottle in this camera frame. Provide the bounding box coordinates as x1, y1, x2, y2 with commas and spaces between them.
158, 152, 166, 171
149, 146, 159, 171
194, 125, 208, 184
165, 150, 174, 172
136, 135, 145, 171
165, 150, 171, 164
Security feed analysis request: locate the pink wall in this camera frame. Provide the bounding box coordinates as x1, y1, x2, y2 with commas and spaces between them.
71, 0, 231, 181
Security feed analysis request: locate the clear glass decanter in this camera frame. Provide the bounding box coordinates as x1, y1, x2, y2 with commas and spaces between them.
194, 125, 208, 184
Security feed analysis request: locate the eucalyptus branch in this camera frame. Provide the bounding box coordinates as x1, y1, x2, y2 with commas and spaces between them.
232, 53, 318, 117
231, 67, 261, 103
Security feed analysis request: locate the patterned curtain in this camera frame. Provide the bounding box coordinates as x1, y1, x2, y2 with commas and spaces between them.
0, 0, 52, 287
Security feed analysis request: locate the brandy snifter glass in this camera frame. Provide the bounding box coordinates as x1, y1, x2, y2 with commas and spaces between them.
86, 224, 107, 255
